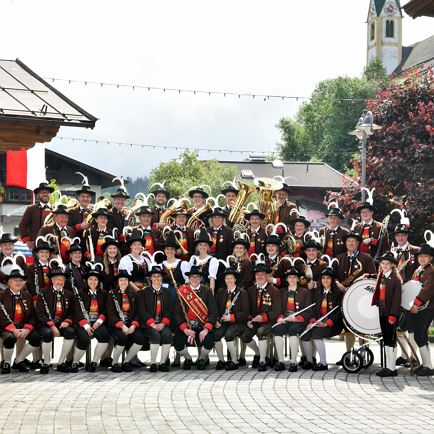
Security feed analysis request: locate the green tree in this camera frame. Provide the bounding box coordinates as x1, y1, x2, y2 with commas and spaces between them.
277, 60, 389, 171
149, 150, 236, 198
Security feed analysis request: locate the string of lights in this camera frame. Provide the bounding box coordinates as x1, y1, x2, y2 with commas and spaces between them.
56, 136, 359, 158
45, 77, 370, 103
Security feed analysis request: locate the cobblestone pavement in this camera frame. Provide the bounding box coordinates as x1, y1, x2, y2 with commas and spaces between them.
0, 340, 433, 434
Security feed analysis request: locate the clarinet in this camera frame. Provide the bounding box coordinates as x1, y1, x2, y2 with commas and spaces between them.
70, 272, 90, 322
223, 290, 241, 319
34, 262, 54, 324
110, 289, 126, 324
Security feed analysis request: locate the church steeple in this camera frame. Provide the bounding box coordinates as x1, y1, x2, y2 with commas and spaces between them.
367, 0, 403, 74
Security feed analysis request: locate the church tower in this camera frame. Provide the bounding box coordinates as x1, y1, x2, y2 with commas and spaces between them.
367, 0, 403, 74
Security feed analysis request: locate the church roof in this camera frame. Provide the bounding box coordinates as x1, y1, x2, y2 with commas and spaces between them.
373, 0, 403, 16
394, 35, 434, 73
403, 0, 434, 18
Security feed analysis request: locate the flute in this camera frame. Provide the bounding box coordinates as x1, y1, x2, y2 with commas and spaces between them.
272, 303, 316, 328
299, 305, 339, 338
34, 262, 54, 324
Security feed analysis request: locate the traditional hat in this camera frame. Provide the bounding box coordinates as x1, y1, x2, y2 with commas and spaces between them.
126, 228, 146, 247
253, 263, 271, 274
221, 267, 239, 280
33, 236, 54, 253
83, 262, 103, 280
356, 202, 376, 213
33, 182, 54, 195
92, 207, 110, 218
342, 231, 363, 243
221, 185, 239, 195
265, 234, 281, 246
7, 267, 26, 280
134, 206, 153, 216
75, 172, 96, 196
415, 244, 434, 257
278, 183, 291, 194
377, 251, 398, 265
320, 267, 335, 278
115, 270, 131, 281
147, 265, 166, 277
66, 242, 85, 255
283, 267, 303, 278
188, 187, 209, 199
149, 182, 170, 199
47, 267, 69, 279
185, 265, 206, 277
52, 204, 69, 215
173, 207, 191, 217
244, 209, 265, 220
0, 233, 17, 244
232, 236, 250, 250
193, 227, 213, 246
302, 239, 323, 251
325, 207, 344, 219
210, 207, 228, 218
391, 224, 410, 235
161, 231, 179, 249
101, 236, 120, 252
293, 216, 311, 228
111, 188, 130, 199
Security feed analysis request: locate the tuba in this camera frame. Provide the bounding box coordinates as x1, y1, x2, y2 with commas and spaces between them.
254, 178, 283, 226
228, 181, 255, 228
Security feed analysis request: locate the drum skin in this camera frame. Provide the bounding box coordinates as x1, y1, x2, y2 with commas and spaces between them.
342, 279, 381, 335
401, 280, 423, 311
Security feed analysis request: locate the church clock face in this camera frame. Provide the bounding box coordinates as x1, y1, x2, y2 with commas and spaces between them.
384, 1, 397, 16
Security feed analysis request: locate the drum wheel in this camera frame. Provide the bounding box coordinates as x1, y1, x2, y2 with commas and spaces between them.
341, 350, 363, 374
358, 347, 374, 368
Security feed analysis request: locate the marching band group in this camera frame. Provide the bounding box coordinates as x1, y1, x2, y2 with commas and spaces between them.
0, 173, 432, 378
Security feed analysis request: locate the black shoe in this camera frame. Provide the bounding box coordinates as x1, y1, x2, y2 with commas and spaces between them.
302, 361, 314, 370
288, 363, 298, 372
122, 362, 132, 372
158, 363, 169, 372
70, 363, 79, 373
251, 355, 260, 369
274, 362, 285, 372
129, 359, 144, 368
313, 363, 328, 371
57, 363, 71, 373
225, 361, 239, 371
30, 360, 44, 370
216, 360, 226, 370
100, 357, 113, 367
396, 356, 408, 366
150, 363, 158, 373
298, 356, 306, 367
12, 361, 29, 372
183, 359, 193, 370
376, 368, 397, 377
238, 358, 246, 366
258, 362, 267, 372
1, 363, 11, 374
415, 367, 434, 377
171, 361, 181, 368
40, 364, 50, 374
204, 358, 210, 366
111, 363, 122, 373
197, 359, 206, 370
335, 359, 343, 366
87, 362, 97, 373
24, 358, 32, 367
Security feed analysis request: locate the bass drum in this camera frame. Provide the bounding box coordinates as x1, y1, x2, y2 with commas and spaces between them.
401, 280, 423, 311
342, 279, 381, 336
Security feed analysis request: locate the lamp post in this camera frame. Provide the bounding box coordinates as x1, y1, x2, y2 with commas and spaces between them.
348, 110, 382, 202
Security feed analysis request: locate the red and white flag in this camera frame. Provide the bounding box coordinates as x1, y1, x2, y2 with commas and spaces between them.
6, 145, 46, 191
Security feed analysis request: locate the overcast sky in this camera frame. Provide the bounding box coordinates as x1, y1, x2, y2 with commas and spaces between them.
2, 0, 433, 179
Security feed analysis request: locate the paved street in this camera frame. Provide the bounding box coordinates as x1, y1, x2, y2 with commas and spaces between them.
0, 340, 433, 434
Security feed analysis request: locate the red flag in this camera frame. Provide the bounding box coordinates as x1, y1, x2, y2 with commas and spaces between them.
6, 148, 27, 188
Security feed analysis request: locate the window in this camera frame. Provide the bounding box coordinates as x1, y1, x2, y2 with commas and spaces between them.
386, 20, 394, 38
4, 187, 32, 203
370, 22, 375, 41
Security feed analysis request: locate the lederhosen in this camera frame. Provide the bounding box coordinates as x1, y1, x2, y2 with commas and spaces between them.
301, 285, 343, 341
273, 286, 312, 337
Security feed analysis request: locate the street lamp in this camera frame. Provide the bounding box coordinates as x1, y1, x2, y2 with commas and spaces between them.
348, 110, 382, 202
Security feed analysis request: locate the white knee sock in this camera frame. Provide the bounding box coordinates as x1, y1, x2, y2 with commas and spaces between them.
345, 335, 356, 352
386, 346, 397, 371
104, 342, 114, 359
150, 343, 159, 363
302, 340, 313, 362
92, 342, 109, 364
239, 341, 247, 358
112, 345, 125, 364
178, 348, 192, 360
289, 336, 300, 364
419, 344, 433, 369
32, 346, 42, 361
3, 348, 14, 364
258, 340, 267, 363
247, 340, 259, 356
313, 339, 326, 365
42, 342, 52, 365
160, 344, 171, 364
274, 336, 284, 363
199, 347, 210, 361
58, 339, 75, 364
214, 341, 225, 362
226, 341, 237, 362
125, 343, 142, 363
16, 344, 38, 363
73, 348, 86, 364
15, 338, 25, 355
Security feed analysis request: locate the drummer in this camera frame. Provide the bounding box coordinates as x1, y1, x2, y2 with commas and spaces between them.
409, 244, 434, 377
371, 252, 402, 377
301, 268, 343, 370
